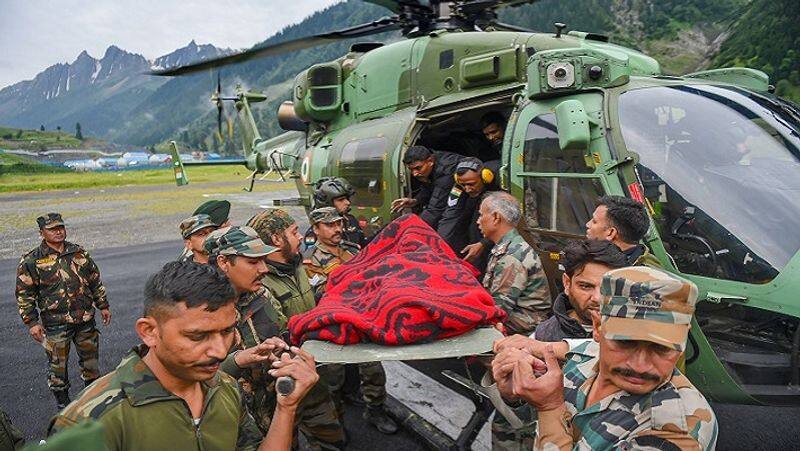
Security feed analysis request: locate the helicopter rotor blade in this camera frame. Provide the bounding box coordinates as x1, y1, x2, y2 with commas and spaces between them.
150, 17, 402, 76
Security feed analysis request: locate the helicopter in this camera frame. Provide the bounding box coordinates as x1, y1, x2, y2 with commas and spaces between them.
155, 0, 800, 421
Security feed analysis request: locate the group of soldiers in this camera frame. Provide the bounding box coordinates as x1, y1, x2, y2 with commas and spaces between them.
11, 115, 718, 450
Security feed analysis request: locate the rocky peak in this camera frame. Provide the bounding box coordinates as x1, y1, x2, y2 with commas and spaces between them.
151, 41, 230, 71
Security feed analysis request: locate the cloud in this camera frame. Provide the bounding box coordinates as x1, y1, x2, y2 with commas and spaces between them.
0, 0, 343, 89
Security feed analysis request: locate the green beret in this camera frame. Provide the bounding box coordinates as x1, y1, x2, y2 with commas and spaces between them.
193, 200, 231, 226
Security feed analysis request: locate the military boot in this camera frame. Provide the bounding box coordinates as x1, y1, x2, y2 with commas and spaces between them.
362, 405, 398, 435
53, 390, 71, 410
84, 378, 98, 388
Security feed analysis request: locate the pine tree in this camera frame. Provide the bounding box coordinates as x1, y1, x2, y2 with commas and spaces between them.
40, 125, 45, 131
75, 122, 83, 140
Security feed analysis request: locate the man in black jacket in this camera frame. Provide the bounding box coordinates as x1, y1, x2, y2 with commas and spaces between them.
391, 146, 464, 229
437, 158, 501, 273
534, 239, 626, 341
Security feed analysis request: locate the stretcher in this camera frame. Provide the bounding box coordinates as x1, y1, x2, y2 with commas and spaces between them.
301, 327, 512, 450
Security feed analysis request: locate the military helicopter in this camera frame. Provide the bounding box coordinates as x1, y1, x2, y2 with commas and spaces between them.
155, 0, 800, 418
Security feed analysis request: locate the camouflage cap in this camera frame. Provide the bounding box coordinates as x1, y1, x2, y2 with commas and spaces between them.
37, 213, 65, 229
246, 208, 295, 243
179, 214, 217, 239
310, 207, 344, 225
600, 266, 698, 352
203, 226, 277, 258
193, 200, 231, 226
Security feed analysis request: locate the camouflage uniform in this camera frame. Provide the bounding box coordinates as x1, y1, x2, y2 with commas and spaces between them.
483, 229, 551, 336
49, 345, 263, 451
534, 267, 717, 451
16, 217, 109, 396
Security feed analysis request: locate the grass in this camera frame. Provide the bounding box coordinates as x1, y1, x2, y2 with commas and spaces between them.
0, 126, 89, 150
0, 164, 265, 193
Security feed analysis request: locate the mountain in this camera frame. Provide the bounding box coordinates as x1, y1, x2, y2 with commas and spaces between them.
0, 0, 796, 150
0, 41, 230, 141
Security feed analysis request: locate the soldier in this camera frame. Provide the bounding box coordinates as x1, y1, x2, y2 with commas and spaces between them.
205, 226, 346, 450
49, 260, 320, 451
247, 209, 315, 317
304, 207, 398, 435
15, 213, 112, 409
437, 157, 501, 273
586, 195, 660, 266
491, 240, 626, 450
492, 267, 718, 450
391, 145, 464, 229
179, 199, 232, 261
313, 177, 365, 246
178, 213, 218, 264
477, 192, 551, 335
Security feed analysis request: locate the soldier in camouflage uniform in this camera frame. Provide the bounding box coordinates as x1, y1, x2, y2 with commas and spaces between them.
305, 208, 398, 435
476, 194, 550, 450
205, 226, 345, 450
15, 213, 111, 409
49, 260, 320, 451
478, 193, 551, 335
178, 199, 231, 261
492, 267, 718, 451
178, 213, 218, 264
313, 177, 366, 246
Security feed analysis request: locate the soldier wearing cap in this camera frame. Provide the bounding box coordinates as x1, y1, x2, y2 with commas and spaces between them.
15, 213, 111, 409
178, 214, 218, 264
492, 266, 717, 451
204, 226, 345, 450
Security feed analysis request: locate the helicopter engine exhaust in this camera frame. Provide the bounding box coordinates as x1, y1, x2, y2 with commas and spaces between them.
278, 101, 308, 132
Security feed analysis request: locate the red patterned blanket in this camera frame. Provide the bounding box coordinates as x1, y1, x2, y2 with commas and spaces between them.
288, 214, 505, 345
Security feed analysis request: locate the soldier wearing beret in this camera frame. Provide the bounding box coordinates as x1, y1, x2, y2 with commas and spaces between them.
492, 267, 718, 450
15, 213, 111, 408
178, 199, 232, 261
178, 214, 218, 264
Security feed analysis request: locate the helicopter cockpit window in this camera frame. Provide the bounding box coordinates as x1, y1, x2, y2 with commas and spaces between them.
521, 113, 602, 234
523, 114, 593, 174
618, 85, 800, 283
334, 137, 387, 208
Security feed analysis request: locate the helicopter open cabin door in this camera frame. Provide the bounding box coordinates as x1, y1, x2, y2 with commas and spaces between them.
325, 107, 417, 225
508, 92, 620, 295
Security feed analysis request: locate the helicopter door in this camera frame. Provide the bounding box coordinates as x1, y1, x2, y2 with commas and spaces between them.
509, 93, 614, 295
325, 107, 417, 223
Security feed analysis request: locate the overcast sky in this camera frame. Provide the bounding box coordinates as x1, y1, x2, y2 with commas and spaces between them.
0, 0, 343, 89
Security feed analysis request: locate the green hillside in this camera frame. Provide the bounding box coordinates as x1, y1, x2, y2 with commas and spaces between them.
0, 126, 84, 150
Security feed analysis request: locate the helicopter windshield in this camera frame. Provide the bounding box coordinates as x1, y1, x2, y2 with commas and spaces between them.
618, 84, 800, 283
